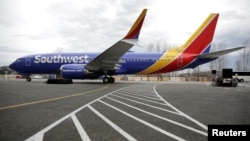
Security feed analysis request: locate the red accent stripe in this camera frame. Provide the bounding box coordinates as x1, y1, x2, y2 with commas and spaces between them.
152, 14, 219, 74
124, 16, 145, 39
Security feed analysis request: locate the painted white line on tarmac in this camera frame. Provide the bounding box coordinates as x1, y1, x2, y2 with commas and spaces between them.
25, 84, 137, 141
118, 90, 158, 97
26, 83, 208, 141
88, 105, 137, 141
25, 91, 111, 141
110, 94, 180, 115
118, 92, 162, 100
114, 92, 168, 106
99, 99, 186, 141
72, 114, 91, 141
154, 85, 208, 131
106, 96, 207, 136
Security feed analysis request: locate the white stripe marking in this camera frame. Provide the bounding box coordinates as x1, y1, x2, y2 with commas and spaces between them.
25, 85, 138, 141
110, 94, 180, 115
25, 133, 44, 141
25, 114, 71, 141
118, 90, 158, 97
25, 93, 110, 141
71, 114, 91, 141
153, 85, 208, 130
114, 92, 169, 106
88, 105, 137, 141
118, 92, 161, 100
99, 100, 186, 141
106, 96, 207, 136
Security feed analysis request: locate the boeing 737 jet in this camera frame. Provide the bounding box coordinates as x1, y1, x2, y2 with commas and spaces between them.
9, 9, 244, 83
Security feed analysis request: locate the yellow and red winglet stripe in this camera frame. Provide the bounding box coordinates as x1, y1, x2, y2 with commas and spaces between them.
138, 13, 219, 74
123, 9, 147, 39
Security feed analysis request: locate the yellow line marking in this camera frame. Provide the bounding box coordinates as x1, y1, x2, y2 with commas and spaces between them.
0, 84, 110, 111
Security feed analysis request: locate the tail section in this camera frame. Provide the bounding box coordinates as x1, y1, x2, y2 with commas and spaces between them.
182, 13, 219, 54
123, 9, 147, 40
138, 13, 219, 74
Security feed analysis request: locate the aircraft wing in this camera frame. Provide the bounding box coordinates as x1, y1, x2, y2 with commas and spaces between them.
85, 40, 134, 71
85, 9, 147, 72
197, 47, 245, 59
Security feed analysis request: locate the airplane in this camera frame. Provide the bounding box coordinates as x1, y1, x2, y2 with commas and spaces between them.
9, 9, 244, 83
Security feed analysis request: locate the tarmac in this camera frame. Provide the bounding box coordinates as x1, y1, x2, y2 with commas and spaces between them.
0, 79, 249, 141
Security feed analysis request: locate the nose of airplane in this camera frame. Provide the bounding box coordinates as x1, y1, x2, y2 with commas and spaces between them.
9, 62, 16, 71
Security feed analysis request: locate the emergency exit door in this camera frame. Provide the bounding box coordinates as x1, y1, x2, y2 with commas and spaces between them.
25, 57, 31, 66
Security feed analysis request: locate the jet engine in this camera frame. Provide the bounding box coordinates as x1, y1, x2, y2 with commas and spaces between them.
60, 64, 91, 79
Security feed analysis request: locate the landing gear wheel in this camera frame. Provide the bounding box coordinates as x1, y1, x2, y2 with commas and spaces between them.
103, 77, 110, 83
109, 77, 115, 83
26, 77, 31, 82
25, 74, 31, 82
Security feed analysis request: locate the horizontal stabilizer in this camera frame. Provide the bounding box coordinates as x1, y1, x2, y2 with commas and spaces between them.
197, 47, 245, 59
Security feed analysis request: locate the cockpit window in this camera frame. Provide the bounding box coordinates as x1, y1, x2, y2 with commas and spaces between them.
15, 59, 21, 62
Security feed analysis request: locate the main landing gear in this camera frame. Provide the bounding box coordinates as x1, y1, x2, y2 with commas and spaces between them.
103, 76, 115, 83
25, 74, 31, 82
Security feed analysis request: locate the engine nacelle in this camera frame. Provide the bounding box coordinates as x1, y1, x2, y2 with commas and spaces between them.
60, 64, 90, 79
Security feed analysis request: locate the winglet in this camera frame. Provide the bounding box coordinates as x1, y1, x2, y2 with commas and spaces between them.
123, 9, 147, 40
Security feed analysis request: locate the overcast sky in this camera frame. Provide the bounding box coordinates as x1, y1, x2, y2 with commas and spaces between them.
1, 0, 250, 66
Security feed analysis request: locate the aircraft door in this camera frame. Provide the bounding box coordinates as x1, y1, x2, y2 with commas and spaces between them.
25, 57, 31, 66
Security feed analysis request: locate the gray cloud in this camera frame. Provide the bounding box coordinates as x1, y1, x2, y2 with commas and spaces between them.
41, 0, 153, 52
1, 0, 250, 67
214, 9, 250, 47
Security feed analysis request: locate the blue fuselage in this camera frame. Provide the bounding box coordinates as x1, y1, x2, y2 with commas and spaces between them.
9, 52, 215, 77
10, 52, 159, 74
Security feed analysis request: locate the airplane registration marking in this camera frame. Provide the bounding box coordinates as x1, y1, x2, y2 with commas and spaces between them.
26, 84, 208, 141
